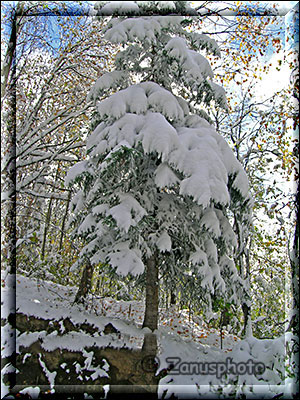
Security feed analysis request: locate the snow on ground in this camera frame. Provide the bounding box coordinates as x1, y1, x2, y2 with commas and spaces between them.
1, 275, 296, 398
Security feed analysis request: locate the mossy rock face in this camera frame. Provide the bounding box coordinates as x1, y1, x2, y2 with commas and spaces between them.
15, 341, 110, 387
2, 313, 160, 398
14, 342, 159, 386
15, 313, 98, 336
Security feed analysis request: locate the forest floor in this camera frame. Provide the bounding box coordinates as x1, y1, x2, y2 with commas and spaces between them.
1, 274, 296, 399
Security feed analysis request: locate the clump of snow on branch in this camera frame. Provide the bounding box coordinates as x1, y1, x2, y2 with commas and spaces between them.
94, 1, 140, 15
107, 192, 147, 233
103, 15, 183, 44
164, 37, 214, 82
156, 231, 172, 253
87, 71, 129, 103
154, 163, 180, 188
107, 242, 145, 276
188, 32, 221, 57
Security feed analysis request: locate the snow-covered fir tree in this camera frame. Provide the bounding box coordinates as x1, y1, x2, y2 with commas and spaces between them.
66, 1, 252, 332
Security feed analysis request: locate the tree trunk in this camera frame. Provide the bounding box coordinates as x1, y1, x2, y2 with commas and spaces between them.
74, 262, 93, 304
287, 185, 299, 337
237, 222, 252, 338
1, 3, 24, 104
170, 289, 176, 306
59, 189, 71, 251
41, 196, 54, 260
41, 163, 62, 260
142, 252, 159, 332
242, 302, 252, 337
242, 244, 253, 337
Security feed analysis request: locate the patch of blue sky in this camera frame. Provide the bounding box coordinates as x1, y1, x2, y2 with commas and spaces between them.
34, 2, 91, 51
211, 0, 298, 53
2, 1, 92, 52
216, 1, 298, 62
276, 1, 298, 15
285, 2, 299, 49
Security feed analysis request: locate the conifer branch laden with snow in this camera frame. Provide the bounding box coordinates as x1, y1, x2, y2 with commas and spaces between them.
66, 1, 253, 331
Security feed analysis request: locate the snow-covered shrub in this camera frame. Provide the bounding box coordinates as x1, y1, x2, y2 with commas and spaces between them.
66, 1, 252, 325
